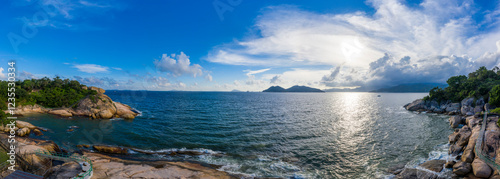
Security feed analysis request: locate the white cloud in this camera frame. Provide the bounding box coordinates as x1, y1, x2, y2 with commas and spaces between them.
154, 52, 203, 77
205, 73, 213, 82
79, 0, 110, 8
206, 0, 500, 89
244, 68, 270, 76
112, 67, 122, 70
71, 64, 109, 73
146, 76, 171, 87
0, 68, 5, 79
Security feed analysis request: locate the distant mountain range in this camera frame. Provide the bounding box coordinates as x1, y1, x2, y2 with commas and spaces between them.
370, 83, 448, 93
263, 85, 324, 92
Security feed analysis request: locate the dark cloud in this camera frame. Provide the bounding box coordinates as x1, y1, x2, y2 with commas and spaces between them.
270, 75, 282, 84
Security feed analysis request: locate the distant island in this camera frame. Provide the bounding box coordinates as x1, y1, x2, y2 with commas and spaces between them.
371, 83, 448, 93
263, 85, 324, 92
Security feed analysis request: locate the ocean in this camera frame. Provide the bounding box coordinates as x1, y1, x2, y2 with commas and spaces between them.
19, 91, 454, 178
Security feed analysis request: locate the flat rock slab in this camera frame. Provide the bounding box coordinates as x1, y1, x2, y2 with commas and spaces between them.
419, 160, 446, 173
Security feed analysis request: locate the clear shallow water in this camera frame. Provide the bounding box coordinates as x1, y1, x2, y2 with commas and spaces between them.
19, 92, 453, 178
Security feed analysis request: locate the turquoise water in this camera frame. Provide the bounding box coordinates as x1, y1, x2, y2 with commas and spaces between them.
19, 92, 453, 178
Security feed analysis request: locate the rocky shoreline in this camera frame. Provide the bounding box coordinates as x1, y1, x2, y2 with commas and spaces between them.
5, 87, 140, 120
391, 97, 500, 178
0, 120, 240, 178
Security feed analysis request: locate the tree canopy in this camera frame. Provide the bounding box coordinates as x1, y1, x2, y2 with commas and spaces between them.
424, 66, 500, 104
0, 77, 96, 110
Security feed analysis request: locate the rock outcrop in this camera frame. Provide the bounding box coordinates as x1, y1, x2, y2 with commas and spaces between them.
471, 158, 492, 178
48, 109, 73, 117
6, 87, 139, 120
0, 133, 61, 172
449, 115, 464, 128
404, 97, 486, 116
453, 161, 472, 176
0, 120, 44, 137
93, 145, 129, 154
84, 152, 237, 179
419, 160, 445, 173
72, 93, 118, 119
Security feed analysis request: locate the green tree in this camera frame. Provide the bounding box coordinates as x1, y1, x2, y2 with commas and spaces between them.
490, 85, 500, 106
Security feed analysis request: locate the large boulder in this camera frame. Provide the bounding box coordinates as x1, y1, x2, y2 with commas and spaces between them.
419, 160, 445, 173
445, 161, 456, 168
453, 161, 472, 176
466, 116, 481, 129
471, 158, 492, 178
90, 86, 105, 94
93, 145, 128, 154
485, 121, 500, 157
474, 106, 483, 114
32, 129, 43, 136
387, 164, 406, 175
48, 109, 73, 117
449, 115, 464, 128
114, 102, 139, 119
455, 126, 472, 147
16, 121, 37, 130
450, 126, 472, 155
395, 168, 439, 179
73, 94, 117, 119
462, 126, 480, 163
16, 127, 30, 137
461, 97, 475, 116
446, 103, 461, 113
405, 99, 428, 111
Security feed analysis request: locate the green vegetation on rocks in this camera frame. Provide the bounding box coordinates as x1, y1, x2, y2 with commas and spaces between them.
423, 66, 500, 104
0, 77, 97, 110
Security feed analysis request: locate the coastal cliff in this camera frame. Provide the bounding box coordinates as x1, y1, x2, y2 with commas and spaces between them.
6, 87, 139, 119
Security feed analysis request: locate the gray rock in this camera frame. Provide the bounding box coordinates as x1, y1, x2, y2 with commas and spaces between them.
46, 162, 82, 179
473, 106, 483, 114
449, 144, 464, 155
406, 99, 428, 111
453, 161, 472, 176
446, 103, 461, 113
455, 126, 472, 147
449, 132, 459, 143
396, 168, 417, 179
461, 97, 475, 115
445, 161, 455, 168
419, 160, 445, 173
462, 126, 480, 163
449, 115, 463, 128
476, 97, 485, 107
395, 168, 439, 179
462, 97, 475, 107
388, 164, 406, 175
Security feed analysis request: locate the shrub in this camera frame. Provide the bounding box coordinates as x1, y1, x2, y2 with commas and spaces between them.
490, 85, 500, 106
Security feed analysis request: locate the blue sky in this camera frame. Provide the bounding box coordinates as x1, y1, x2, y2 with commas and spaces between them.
1, 0, 500, 91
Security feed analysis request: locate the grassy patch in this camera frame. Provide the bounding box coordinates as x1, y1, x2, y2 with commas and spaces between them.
0, 148, 8, 163
492, 107, 500, 114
